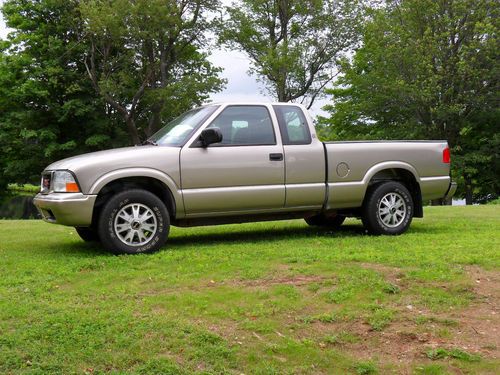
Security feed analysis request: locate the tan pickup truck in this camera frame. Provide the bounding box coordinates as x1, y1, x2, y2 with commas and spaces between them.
34, 102, 456, 254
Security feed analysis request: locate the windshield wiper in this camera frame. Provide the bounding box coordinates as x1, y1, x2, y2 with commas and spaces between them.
141, 139, 158, 146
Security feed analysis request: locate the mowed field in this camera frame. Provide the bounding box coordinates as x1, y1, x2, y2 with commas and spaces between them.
0, 206, 499, 374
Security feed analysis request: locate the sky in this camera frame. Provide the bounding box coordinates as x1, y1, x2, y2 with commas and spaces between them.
0, 0, 326, 116
0, 0, 6, 39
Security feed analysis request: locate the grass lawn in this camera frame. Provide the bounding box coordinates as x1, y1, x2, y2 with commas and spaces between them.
0, 206, 499, 374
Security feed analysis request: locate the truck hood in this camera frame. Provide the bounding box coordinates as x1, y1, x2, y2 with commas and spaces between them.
45, 145, 181, 193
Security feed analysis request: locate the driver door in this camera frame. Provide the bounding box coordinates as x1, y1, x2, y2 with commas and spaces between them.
180, 105, 285, 216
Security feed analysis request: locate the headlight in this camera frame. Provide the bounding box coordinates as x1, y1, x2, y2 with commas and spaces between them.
52, 171, 80, 193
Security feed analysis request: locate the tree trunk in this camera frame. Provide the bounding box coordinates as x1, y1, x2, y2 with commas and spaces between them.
147, 103, 163, 137
147, 111, 161, 138
277, 84, 287, 102
465, 176, 473, 205
125, 116, 141, 145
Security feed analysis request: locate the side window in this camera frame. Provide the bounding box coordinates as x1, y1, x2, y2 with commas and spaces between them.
274, 105, 312, 145
206, 106, 276, 146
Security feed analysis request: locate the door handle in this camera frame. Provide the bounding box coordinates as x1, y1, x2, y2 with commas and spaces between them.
269, 153, 283, 161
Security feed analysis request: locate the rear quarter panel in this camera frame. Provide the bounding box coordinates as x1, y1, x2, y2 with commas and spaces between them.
325, 141, 450, 209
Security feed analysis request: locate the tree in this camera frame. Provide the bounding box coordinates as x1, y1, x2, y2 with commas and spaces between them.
0, 0, 124, 189
220, 0, 364, 108
319, 0, 499, 204
80, 0, 226, 144
0, 0, 226, 188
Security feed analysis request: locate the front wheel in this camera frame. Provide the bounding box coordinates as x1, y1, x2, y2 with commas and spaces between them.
362, 181, 414, 235
98, 189, 170, 254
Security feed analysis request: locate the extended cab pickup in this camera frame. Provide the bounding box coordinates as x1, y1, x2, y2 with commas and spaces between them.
34, 102, 457, 254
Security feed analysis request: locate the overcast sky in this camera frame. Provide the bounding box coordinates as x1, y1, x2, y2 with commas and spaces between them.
0, 0, 326, 116
0, 0, 6, 39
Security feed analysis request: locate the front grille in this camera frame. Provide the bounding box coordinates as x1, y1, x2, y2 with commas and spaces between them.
41, 172, 52, 194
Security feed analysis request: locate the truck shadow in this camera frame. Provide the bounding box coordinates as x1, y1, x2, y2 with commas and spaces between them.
65, 223, 436, 256
58, 242, 112, 257
56, 224, 366, 257
166, 223, 367, 249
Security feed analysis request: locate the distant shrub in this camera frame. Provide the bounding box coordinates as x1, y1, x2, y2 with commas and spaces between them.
7, 183, 39, 194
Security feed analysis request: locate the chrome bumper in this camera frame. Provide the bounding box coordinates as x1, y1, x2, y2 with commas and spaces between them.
33, 193, 97, 226
444, 181, 457, 200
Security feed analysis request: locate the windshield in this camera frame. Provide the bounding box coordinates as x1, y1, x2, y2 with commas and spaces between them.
149, 105, 219, 146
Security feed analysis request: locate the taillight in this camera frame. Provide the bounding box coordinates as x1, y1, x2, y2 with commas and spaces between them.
443, 147, 450, 163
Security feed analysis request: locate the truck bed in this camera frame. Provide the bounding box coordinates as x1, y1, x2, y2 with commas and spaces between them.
324, 140, 451, 209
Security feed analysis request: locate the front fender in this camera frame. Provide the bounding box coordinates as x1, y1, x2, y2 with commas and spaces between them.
88, 167, 185, 218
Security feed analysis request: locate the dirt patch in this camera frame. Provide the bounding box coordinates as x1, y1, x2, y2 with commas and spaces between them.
452, 266, 500, 354
233, 274, 330, 287
140, 263, 499, 372
139, 263, 499, 361
358, 262, 406, 281
137, 269, 332, 298
466, 265, 499, 303
298, 264, 500, 370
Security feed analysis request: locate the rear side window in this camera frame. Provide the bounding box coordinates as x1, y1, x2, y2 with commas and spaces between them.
273, 105, 312, 145
207, 105, 276, 146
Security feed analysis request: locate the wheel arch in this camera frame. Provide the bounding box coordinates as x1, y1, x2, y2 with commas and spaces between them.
89, 169, 184, 226
364, 163, 423, 218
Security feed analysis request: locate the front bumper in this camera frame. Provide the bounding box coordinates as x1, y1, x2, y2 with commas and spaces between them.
444, 181, 457, 200
33, 193, 97, 227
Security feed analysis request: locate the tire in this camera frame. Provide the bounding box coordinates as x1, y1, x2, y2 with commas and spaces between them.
362, 181, 414, 235
75, 227, 100, 242
98, 189, 170, 254
305, 214, 346, 229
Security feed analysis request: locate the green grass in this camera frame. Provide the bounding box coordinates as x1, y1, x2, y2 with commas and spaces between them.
426, 348, 481, 362
487, 197, 500, 205
0, 206, 499, 374
353, 361, 377, 374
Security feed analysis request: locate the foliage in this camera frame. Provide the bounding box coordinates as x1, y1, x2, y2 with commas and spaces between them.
319, 0, 499, 203
1, 206, 499, 373
0, 0, 126, 189
220, 0, 364, 108
80, 0, 226, 144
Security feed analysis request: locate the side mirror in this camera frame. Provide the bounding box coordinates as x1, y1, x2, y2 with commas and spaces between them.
199, 127, 223, 147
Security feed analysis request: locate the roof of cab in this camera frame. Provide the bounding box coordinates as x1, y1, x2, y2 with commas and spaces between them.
204, 101, 306, 108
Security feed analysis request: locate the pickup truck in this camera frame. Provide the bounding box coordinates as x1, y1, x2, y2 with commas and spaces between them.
34, 102, 457, 254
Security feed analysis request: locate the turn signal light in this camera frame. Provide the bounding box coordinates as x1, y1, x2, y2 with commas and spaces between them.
65, 182, 80, 192
443, 147, 451, 163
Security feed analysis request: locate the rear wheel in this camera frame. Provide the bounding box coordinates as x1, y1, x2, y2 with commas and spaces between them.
362, 181, 413, 235
98, 189, 170, 254
305, 214, 346, 229
75, 227, 100, 242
